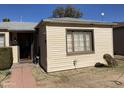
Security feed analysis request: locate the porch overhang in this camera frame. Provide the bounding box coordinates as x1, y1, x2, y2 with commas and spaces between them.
0, 29, 8, 32
8, 30, 36, 33
0, 22, 38, 32
0, 29, 36, 33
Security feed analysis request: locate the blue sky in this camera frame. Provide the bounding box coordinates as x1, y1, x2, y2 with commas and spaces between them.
0, 4, 124, 23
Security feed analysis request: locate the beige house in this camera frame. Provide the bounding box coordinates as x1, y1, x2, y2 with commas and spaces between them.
0, 18, 117, 72
0, 22, 37, 63
36, 18, 116, 72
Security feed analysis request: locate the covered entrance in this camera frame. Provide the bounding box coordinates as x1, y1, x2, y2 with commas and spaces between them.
0, 22, 38, 63
17, 33, 33, 59
10, 32, 36, 62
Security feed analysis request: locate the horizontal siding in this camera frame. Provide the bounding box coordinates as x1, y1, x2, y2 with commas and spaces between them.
46, 26, 113, 72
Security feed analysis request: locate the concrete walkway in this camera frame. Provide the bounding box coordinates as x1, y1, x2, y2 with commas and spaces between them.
4, 63, 36, 88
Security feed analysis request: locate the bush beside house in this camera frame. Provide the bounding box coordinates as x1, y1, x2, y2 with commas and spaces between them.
0, 47, 13, 70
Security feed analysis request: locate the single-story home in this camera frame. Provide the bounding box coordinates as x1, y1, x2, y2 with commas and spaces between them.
36, 18, 116, 72
0, 22, 38, 63
113, 22, 124, 55
0, 18, 118, 72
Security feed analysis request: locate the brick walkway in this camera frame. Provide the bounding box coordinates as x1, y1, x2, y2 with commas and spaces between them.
4, 63, 36, 88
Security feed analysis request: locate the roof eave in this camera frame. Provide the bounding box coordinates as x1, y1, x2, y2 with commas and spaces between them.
42, 21, 117, 27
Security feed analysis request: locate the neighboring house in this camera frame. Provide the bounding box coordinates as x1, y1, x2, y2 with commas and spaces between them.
0, 22, 38, 63
113, 22, 124, 55
36, 18, 116, 72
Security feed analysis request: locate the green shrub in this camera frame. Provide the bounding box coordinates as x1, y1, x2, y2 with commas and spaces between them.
0, 47, 13, 70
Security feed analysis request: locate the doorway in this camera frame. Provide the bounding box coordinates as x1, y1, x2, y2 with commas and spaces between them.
17, 33, 33, 60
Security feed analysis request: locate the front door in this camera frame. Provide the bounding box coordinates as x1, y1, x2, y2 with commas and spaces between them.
17, 33, 33, 59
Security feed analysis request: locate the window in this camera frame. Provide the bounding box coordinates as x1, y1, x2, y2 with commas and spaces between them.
66, 29, 94, 55
0, 34, 5, 47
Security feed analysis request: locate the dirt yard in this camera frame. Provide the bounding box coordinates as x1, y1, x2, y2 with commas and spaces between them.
32, 57, 124, 88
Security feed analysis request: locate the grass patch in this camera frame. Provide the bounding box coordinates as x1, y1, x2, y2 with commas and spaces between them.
0, 70, 11, 87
